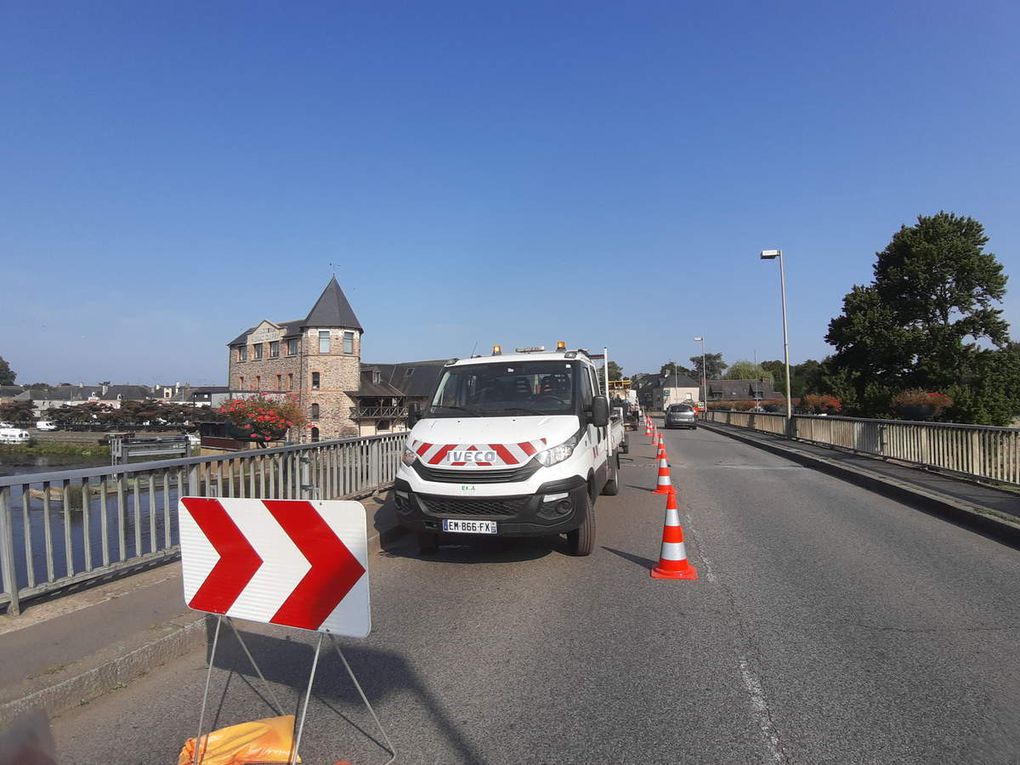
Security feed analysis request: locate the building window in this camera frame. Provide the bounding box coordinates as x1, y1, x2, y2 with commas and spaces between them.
319, 331, 330, 353
287, 373, 293, 390
238, 347, 247, 362
254, 376, 260, 390
276, 374, 282, 389
253, 344, 263, 360
310, 427, 320, 443
311, 372, 320, 390
269, 341, 279, 358
343, 331, 354, 355
239, 376, 244, 389
287, 338, 298, 356
311, 403, 319, 420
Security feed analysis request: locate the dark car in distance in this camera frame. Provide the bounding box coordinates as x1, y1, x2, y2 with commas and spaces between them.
665, 403, 697, 429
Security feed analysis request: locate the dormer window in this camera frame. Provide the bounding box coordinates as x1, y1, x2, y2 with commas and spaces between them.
372, 370, 381, 384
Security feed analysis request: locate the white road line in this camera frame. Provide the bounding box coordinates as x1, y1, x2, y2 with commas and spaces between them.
738, 656, 785, 764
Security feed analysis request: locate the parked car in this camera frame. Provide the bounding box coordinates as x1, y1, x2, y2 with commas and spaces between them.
36, 420, 58, 431
665, 403, 697, 430
0, 428, 31, 444
0, 421, 12, 429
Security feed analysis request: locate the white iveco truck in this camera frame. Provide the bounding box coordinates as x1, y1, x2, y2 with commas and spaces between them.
393, 343, 625, 556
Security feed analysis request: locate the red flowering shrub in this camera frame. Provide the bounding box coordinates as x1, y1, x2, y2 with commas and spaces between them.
799, 394, 842, 414
890, 390, 953, 420
218, 394, 307, 446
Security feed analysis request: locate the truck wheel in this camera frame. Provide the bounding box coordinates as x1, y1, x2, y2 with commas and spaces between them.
601, 453, 620, 496
416, 531, 439, 555
566, 493, 595, 556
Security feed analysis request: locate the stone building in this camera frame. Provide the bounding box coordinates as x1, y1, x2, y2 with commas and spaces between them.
227, 277, 365, 442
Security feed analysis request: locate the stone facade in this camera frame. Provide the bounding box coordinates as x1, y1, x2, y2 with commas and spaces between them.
227, 278, 365, 442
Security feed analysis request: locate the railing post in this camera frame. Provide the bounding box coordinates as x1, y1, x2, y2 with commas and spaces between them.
300, 453, 312, 500
188, 464, 200, 496
0, 487, 21, 616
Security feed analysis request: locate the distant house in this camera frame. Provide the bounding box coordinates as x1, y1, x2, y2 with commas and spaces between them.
707, 379, 784, 404
18, 383, 154, 416
0, 386, 25, 402
352, 360, 449, 435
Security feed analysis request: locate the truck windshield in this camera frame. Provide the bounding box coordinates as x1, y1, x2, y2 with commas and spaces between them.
428, 361, 577, 417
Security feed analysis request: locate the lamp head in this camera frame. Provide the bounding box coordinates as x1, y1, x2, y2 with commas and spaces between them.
760, 249, 782, 260
693, 336, 703, 342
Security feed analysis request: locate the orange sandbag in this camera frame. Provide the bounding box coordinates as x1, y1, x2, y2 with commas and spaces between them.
177, 715, 300, 765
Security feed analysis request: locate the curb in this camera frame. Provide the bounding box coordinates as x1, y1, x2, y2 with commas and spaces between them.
700, 421, 1020, 546
0, 616, 206, 727
0, 514, 408, 727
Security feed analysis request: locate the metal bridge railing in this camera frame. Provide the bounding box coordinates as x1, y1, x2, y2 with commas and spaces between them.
0, 432, 406, 615
703, 410, 1020, 487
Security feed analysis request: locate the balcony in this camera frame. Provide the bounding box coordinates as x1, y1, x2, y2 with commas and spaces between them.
349, 405, 408, 421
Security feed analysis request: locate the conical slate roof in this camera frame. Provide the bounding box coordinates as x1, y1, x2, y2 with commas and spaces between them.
304, 276, 363, 332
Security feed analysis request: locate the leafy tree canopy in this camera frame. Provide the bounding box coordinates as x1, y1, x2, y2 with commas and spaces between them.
0, 356, 15, 386
607, 361, 623, 381
659, 361, 696, 379
724, 361, 773, 384
689, 352, 727, 380
823, 212, 1014, 423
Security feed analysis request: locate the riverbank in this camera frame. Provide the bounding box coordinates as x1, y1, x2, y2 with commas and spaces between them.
0, 442, 110, 460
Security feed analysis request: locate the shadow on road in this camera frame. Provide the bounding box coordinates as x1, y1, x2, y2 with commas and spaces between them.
601, 546, 658, 572
202, 621, 486, 764
381, 532, 561, 563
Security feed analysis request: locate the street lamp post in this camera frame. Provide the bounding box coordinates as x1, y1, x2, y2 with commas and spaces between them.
760, 249, 792, 421
693, 336, 706, 408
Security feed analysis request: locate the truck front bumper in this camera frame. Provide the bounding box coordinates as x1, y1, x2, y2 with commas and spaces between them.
392, 475, 590, 536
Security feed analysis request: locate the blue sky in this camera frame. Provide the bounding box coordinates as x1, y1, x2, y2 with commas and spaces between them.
3, 1, 1018, 385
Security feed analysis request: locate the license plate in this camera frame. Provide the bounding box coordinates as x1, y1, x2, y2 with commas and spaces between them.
442, 519, 497, 534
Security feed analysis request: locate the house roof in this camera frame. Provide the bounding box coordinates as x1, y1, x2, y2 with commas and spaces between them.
662, 375, 700, 388
362, 360, 448, 399
707, 379, 782, 399
228, 277, 362, 346
350, 369, 406, 398
304, 276, 363, 332
0, 386, 24, 398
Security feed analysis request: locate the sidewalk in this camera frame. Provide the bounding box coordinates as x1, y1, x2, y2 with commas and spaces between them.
0, 490, 405, 727
700, 420, 1020, 541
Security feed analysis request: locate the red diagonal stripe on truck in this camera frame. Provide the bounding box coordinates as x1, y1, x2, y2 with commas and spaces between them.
416, 442, 432, 457
428, 444, 455, 465
182, 497, 263, 615
518, 441, 537, 456
262, 500, 365, 631
492, 444, 518, 464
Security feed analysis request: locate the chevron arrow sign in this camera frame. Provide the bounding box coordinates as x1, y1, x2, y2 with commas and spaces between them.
178, 497, 370, 637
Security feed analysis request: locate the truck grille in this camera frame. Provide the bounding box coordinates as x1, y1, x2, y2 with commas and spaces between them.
418, 495, 530, 517
412, 460, 539, 483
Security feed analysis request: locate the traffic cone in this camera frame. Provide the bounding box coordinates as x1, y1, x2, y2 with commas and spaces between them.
644, 420, 652, 438
656, 438, 667, 462
657, 432, 665, 451
651, 489, 698, 580
652, 449, 672, 494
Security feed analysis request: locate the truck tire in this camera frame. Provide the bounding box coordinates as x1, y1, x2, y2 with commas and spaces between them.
566, 493, 595, 556
416, 531, 439, 555
601, 452, 620, 496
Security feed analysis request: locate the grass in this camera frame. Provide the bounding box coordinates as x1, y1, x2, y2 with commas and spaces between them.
0, 441, 111, 459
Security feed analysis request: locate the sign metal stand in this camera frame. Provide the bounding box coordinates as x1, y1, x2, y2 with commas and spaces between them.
192, 615, 396, 765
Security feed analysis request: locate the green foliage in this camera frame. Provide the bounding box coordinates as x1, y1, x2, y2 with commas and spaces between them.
823, 212, 1016, 424
724, 361, 773, 383
0, 356, 15, 385
762, 359, 822, 397
0, 400, 35, 424
607, 361, 623, 381
689, 352, 726, 380
799, 394, 842, 414
659, 361, 695, 379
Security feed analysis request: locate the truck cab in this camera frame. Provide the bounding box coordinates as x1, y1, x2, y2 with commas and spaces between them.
393, 346, 622, 556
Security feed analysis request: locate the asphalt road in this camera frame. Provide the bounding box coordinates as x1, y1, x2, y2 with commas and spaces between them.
49, 424, 1020, 763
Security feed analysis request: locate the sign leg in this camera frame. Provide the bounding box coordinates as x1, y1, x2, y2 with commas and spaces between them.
193, 614, 223, 765
331, 635, 397, 764
290, 632, 323, 765
224, 616, 284, 716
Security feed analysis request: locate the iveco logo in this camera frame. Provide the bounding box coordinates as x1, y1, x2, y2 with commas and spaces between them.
449, 450, 497, 463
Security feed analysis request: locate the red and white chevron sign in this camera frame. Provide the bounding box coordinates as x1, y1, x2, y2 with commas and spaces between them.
178, 498, 370, 637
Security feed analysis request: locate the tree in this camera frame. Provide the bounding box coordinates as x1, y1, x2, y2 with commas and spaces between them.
824, 212, 1015, 423
689, 352, 727, 380
0, 356, 15, 385
659, 361, 695, 379
724, 361, 773, 383
0, 400, 35, 424
607, 361, 623, 381
762, 359, 823, 397
218, 394, 307, 447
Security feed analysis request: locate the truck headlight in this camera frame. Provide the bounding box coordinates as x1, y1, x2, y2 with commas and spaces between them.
401, 447, 418, 467
535, 434, 578, 467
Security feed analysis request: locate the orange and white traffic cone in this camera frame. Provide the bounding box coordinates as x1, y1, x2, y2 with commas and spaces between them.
644, 420, 652, 438
651, 489, 698, 580
652, 449, 672, 494
657, 432, 665, 452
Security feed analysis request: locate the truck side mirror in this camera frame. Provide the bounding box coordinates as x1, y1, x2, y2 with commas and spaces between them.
407, 403, 422, 428
591, 396, 609, 428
